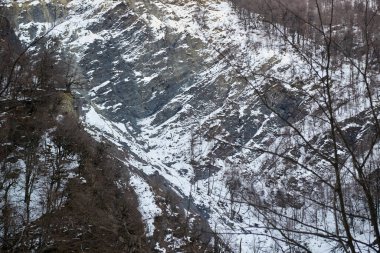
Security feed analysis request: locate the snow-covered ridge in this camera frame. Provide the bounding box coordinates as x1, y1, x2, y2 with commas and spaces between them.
5, 0, 379, 252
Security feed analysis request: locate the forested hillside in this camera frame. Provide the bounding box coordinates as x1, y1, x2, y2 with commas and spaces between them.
0, 17, 151, 252
0, 0, 379, 252
222, 0, 380, 252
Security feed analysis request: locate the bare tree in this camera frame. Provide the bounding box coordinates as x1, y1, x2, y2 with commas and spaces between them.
203, 0, 380, 251
0, 160, 20, 251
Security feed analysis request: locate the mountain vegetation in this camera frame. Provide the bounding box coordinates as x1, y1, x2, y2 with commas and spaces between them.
0, 0, 379, 252
0, 18, 151, 252
219, 0, 380, 252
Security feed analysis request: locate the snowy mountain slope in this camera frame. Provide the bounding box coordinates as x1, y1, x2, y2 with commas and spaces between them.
4, 0, 380, 252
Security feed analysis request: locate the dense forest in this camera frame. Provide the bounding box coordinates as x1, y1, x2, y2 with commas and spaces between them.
0, 14, 151, 252
230, 0, 380, 56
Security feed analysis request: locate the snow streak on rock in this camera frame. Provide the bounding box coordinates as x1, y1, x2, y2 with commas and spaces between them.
129, 174, 161, 237
7, 0, 380, 252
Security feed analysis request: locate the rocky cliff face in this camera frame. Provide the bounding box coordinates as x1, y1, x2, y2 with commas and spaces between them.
2, 0, 380, 252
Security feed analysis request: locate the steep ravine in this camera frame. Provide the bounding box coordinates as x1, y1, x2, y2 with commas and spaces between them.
2, 1, 228, 251
3, 0, 380, 252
